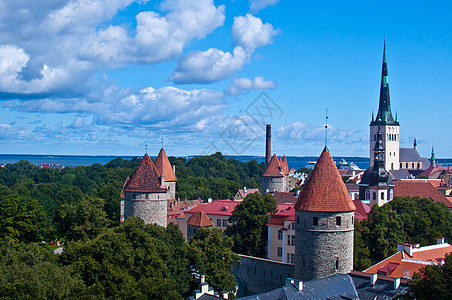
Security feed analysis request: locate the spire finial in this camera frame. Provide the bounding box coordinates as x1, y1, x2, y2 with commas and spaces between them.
145, 144, 148, 154
161, 137, 164, 148
431, 146, 436, 168
371, 110, 374, 122
414, 138, 417, 149
325, 108, 328, 147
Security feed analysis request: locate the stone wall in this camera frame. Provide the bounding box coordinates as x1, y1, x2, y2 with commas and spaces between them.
262, 176, 288, 193
295, 210, 354, 281
234, 254, 294, 296
166, 181, 176, 199
124, 191, 168, 227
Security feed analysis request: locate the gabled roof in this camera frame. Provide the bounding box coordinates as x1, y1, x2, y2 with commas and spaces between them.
186, 211, 214, 227
418, 165, 450, 178
272, 191, 298, 204
281, 155, 289, 175
267, 205, 295, 226
236, 188, 260, 199
185, 199, 242, 216
295, 147, 355, 212
124, 154, 167, 193
399, 148, 422, 162
119, 176, 130, 199
154, 148, 177, 182
394, 181, 452, 208
353, 200, 371, 221
262, 154, 284, 177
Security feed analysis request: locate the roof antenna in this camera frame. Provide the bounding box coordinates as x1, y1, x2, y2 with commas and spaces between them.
145, 144, 148, 154
325, 108, 328, 147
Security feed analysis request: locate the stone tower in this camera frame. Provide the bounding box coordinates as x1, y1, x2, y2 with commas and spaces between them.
369, 127, 394, 206
294, 147, 356, 281
370, 41, 400, 171
154, 148, 177, 199
261, 154, 289, 193
123, 153, 168, 227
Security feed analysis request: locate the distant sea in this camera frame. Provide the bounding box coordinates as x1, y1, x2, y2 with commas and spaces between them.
1, 154, 451, 170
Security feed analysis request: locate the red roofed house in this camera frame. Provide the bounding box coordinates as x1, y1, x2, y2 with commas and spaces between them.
234, 187, 260, 200
394, 181, 452, 211
181, 199, 242, 239
267, 204, 296, 263
123, 153, 168, 227
294, 147, 356, 281
154, 148, 177, 199
186, 211, 214, 240
364, 238, 452, 279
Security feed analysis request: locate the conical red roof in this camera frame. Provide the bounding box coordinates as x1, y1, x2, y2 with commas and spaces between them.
295, 147, 355, 212
281, 155, 289, 175
262, 154, 284, 177
155, 148, 177, 182
186, 211, 214, 227
124, 154, 167, 193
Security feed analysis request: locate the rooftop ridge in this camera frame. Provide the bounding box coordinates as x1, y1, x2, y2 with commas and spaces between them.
124, 153, 167, 192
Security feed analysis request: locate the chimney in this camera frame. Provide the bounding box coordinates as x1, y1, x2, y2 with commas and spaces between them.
404, 244, 413, 256
437, 237, 445, 244
293, 280, 303, 291
266, 124, 271, 165
370, 273, 377, 285
161, 174, 165, 186
173, 165, 176, 175
394, 277, 401, 290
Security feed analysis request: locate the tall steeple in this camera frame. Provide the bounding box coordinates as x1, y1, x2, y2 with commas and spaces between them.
431, 146, 436, 168
371, 41, 398, 126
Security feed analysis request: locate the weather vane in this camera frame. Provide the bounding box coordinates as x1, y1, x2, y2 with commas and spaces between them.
161, 137, 164, 148
145, 144, 148, 154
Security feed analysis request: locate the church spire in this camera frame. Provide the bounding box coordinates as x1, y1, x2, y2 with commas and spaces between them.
371, 41, 398, 126
431, 146, 436, 168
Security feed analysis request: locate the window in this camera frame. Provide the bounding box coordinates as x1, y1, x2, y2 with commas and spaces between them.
336, 216, 341, 226
217, 219, 221, 227
417, 163, 420, 168
400, 163, 403, 168
287, 253, 295, 264
352, 217, 354, 225
391, 163, 394, 169
223, 220, 227, 227
277, 230, 283, 240
277, 247, 282, 257
365, 189, 370, 200
287, 235, 295, 246
335, 257, 339, 269
373, 192, 376, 200
297, 215, 299, 224
381, 192, 385, 200
313, 217, 318, 226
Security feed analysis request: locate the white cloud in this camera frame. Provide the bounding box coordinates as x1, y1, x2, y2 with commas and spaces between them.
232, 14, 279, 51
0, 124, 31, 140
170, 14, 279, 84
249, 0, 280, 12
224, 76, 277, 96
170, 47, 249, 84
277, 121, 358, 142
0, 0, 225, 97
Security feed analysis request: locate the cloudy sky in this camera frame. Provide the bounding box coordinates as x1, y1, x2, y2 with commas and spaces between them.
0, 0, 451, 158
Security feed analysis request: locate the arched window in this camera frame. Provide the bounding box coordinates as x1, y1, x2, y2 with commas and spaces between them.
391, 163, 394, 169
381, 192, 384, 200
373, 192, 376, 200
336, 216, 341, 226
365, 190, 370, 200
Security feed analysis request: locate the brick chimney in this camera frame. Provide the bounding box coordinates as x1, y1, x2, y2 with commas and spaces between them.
266, 124, 271, 165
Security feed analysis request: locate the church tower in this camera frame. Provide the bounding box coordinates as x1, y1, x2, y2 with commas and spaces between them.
294, 147, 355, 281
370, 41, 400, 170
369, 127, 394, 206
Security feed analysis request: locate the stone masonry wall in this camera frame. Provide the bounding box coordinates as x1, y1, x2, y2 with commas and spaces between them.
234, 254, 295, 296
262, 176, 286, 193
124, 191, 168, 227
295, 210, 354, 281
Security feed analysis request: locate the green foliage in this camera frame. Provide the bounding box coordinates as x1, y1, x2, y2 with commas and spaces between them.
356, 196, 452, 264
225, 193, 277, 257
353, 221, 372, 270
0, 195, 47, 244
190, 227, 240, 292
398, 254, 452, 299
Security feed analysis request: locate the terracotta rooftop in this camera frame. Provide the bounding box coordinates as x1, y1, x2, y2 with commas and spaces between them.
236, 188, 260, 199
119, 176, 130, 199
400, 178, 442, 188
262, 154, 284, 177
154, 148, 177, 182
167, 199, 203, 217
186, 211, 214, 227
353, 200, 371, 221
271, 191, 298, 204
394, 181, 452, 208
418, 165, 451, 178
281, 155, 290, 175
185, 199, 242, 216
124, 153, 167, 193
365, 242, 452, 279
267, 205, 295, 227
295, 147, 356, 212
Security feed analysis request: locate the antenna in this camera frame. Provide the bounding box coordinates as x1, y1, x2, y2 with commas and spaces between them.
325, 108, 328, 147
145, 144, 148, 154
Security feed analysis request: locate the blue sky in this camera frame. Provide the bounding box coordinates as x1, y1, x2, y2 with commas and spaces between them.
0, 0, 451, 158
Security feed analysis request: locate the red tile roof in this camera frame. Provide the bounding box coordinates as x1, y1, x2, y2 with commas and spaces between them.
120, 176, 130, 199
262, 154, 284, 177
353, 200, 371, 221
236, 188, 260, 199
365, 243, 452, 278
167, 199, 203, 217
124, 154, 167, 193
267, 205, 295, 226
394, 181, 452, 208
272, 191, 298, 204
185, 199, 242, 216
295, 147, 356, 212
281, 155, 290, 175
154, 148, 177, 182
400, 178, 442, 188
186, 211, 214, 227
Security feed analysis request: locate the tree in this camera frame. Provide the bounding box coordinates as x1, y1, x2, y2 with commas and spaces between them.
225, 193, 277, 257
398, 254, 452, 299
356, 196, 452, 264
190, 227, 240, 292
